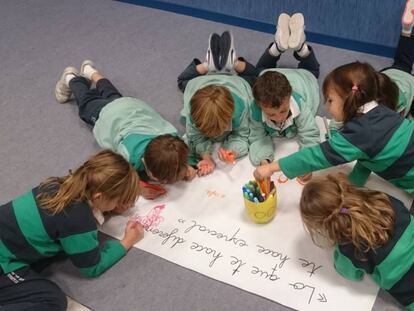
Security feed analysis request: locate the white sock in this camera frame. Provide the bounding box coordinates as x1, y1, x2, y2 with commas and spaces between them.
83, 64, 98, 80
269, 43, 282, 57
296, 42, 310, 58
65, 73, 76, 86
402, 25, 413, 36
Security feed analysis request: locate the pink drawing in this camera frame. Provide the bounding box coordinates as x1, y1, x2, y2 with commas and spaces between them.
206, 189, 226, 198
131, 204, 165, 229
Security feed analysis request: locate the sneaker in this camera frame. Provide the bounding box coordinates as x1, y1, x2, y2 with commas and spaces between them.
204, 33, 221, 72
220, 31, 237, 72
402, 0, 414, 29
288, 13, 306, 50
55, 66, 78, 103
275, 13, 290, 52
80, 59, 95, 80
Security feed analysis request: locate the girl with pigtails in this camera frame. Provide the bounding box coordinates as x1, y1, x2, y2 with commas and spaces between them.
299, 174, 414, 310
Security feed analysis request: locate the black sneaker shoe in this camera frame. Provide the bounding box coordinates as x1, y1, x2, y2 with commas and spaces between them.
205, 33, 221, 72
220, 31, 237, 72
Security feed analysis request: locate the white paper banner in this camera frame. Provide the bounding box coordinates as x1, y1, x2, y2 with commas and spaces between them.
101, 117, 412, 311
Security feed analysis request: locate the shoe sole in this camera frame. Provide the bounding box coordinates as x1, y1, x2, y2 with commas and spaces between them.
55, 66, 78, 103
288, 13, 305, 50
221, 31, 236, 71
276, 13, 290, 51
210, 33, 221, 71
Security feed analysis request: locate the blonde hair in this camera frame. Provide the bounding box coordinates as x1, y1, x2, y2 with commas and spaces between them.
300, 174, 395, 259
38, 149, 140, 214
190, 85, 234, 138
144, 134, 189, 183
322, 62, 379, 123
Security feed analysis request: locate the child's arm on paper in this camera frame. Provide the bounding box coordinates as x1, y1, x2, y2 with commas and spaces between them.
61, 221, 143, 278
197, 154, 216, 176
248, 113, 274, 166
333, 246, 364, 281
186, 120, 214, 158
279, 129, 367, 178
222, 109, 249, 158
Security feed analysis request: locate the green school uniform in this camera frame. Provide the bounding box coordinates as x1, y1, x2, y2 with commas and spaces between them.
181, 75, 252, 159
0, 187, 126, 277
93, 97, 178, 172
334, 196, 414, 310
249, 68, 320, 165
279, 102, 414, 193
382, 68, 414, 116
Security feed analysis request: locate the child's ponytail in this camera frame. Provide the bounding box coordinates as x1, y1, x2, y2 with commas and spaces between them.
300, 174, 395, 259
38, 149, 140, 214
323, 62, 379, 123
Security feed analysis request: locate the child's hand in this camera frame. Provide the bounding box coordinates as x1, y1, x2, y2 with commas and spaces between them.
120, 221, 144, 250
254, 161, 280, 181
218, 148, 237, 164
139, 180, 166, 200
197, 158, 215, 176
297, 173, 312, 183
184, 165, 197, 181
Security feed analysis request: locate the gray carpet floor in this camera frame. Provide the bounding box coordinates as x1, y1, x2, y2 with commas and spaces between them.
0, 0, 404, 310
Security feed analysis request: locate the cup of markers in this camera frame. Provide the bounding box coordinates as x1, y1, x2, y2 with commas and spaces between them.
242, 180, 277, 224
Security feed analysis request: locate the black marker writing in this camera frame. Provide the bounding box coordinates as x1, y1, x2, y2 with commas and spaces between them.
256, 244, 290, 269
289, 282, 315, 304
229, 256, 246, 276
251, 263, 280, 281
184, 220, 248, 247
298, 258, 322, 277
190, 241, 224, 267
147, 227, 185, 249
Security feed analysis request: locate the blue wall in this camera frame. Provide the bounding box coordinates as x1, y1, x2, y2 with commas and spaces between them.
119, 0, 406, 57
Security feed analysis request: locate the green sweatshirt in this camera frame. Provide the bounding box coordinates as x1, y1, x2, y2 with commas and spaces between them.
0, 187, 126, 277
279, 102, 414, 193
334, 196, 414, 310
382, 68, 414, 116
93, 97, 178, 171
249, 68, 320, 165
181, 75, 252, 159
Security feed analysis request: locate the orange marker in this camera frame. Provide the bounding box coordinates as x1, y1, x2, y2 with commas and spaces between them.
219, 148, 236, 164
139, 180, 167, 195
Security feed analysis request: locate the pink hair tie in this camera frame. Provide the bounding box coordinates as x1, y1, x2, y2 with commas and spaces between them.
351, 85, 359, 92
339, 207, 348, 214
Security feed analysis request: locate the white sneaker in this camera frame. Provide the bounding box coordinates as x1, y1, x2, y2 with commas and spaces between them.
275, 13, 290, 52
80, 59, 95, 80
288, 13, 306, 50
55, 66, 78, 103
402, 0, 414, 28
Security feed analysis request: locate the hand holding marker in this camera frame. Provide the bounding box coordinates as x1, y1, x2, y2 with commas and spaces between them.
218, 148, 236, 164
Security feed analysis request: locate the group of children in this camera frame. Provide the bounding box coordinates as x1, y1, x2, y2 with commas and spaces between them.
1, 1, 414, 310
